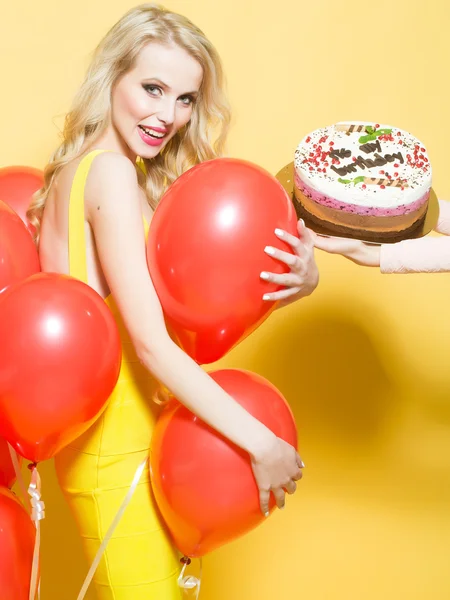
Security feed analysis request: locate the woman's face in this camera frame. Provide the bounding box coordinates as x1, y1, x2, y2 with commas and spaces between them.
111, 42, 203, 159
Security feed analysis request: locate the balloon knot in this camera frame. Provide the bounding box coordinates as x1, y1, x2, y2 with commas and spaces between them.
27, 462, 38, 471
180, 556, 192, 566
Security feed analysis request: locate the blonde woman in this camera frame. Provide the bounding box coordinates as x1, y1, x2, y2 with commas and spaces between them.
28, 4, 319, 598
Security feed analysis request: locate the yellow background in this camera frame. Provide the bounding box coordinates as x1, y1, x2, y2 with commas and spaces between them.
2, 0, 450, 598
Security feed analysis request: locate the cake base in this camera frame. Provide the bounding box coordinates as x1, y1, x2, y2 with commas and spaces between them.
294, 187, 428, 242
276, 162, 439, 245
294, 196, 427, 242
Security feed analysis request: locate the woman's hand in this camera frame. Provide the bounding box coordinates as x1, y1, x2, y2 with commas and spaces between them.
250, 434, 304, 516
260, 219, 319, 308
314, 234, 381, 266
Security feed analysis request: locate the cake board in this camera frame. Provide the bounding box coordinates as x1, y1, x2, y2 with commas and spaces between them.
275, 162, 439, 245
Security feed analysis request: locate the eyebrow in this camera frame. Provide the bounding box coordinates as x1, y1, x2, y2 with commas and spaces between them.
144, 77, 199, 96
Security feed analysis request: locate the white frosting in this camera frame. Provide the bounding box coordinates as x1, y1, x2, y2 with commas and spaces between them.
294, 122, 432, 209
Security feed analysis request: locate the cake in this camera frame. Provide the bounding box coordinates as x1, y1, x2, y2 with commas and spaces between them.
293, 122, 432, 240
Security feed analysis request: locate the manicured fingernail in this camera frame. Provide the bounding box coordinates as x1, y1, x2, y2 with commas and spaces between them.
300, 460, 305, 468
265, 246, 275, 255
260, 271, 270, 280
262, 294, 271, 301
264, 511, 270, 518
275, 228, 284, 237
299, 218, 305, 227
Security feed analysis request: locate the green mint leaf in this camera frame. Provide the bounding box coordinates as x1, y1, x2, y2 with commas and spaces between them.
338, 178, 352, 184
359, 133, 377, 143
353, 176, 365, 185
365, 126, 374, 134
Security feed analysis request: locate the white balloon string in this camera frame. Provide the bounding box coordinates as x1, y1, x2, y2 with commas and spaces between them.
28, 464, 44, 600
76, 456, 148, 600
7, 443, 29, 512
178, 557, 203, 599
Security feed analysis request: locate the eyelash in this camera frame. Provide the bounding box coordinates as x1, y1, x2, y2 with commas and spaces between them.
142, 84, 194, 106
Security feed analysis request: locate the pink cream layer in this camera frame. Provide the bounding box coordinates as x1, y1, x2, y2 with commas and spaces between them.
294, 173, 430, 217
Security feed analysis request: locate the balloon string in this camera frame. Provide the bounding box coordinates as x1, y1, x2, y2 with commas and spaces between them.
76, 456, 148, 600
152, 384, 173, 407
7, 443, 29, 512
178, 557, 203, 599
28, 465, 45, 600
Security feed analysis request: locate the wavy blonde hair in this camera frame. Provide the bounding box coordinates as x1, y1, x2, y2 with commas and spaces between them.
27, 3, 231, 242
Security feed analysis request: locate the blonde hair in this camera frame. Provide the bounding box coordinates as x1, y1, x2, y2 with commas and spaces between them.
27, 3, 231, 242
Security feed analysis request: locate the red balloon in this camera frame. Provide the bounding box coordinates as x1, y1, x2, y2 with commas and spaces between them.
0, 165, 43, 233
150, 369, 298, 557
0, 200, 40, 292
0, 437, 22, 489
0, 487, 35, 600
0, 273, 122, 462
147, 158, 298, 364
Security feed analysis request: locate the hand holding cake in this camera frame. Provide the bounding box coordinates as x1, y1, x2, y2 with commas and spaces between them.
314, 199, 450, 274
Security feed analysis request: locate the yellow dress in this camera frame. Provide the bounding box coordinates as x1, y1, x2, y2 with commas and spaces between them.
54, 150, 182, 600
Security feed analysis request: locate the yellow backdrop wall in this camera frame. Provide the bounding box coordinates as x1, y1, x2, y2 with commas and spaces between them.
1, 1, 449, 598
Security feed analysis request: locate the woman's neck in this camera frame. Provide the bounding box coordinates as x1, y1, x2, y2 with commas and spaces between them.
92, 125, 137, 163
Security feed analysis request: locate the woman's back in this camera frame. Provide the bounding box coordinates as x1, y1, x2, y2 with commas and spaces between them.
39, 152, 153, 300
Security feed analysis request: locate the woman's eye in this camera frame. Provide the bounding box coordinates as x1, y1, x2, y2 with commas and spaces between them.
143, 84, 162, 96
179, 96, 194, 106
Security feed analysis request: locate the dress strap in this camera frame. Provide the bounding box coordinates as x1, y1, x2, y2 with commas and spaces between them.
68, 150, 110, 283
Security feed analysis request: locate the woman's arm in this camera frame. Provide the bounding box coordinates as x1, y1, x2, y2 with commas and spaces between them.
85, 152, 303, 513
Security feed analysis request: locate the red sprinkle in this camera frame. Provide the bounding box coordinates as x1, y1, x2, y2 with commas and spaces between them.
309, 166, 313, 171
379, 170, 385, 174
352, 157, 357, 162
394, 172, 399, 177
306, 136, 311, 143
362, 184, 366, 189
380, 185, 386, 189
375, 124, 380, 129
421, 147, 425, 152
329, 141, 334, 146
394, 163, 399, 167
397, 131, 402, 136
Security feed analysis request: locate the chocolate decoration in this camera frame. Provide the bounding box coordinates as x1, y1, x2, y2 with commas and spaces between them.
328, 150, 339, 160
329, 148, 352, 160
373, 153, 388, 167
361, 158, 376, 168
392, 152, 404, 164
330, 150, 404, 176
359, 139, 382, 154
331, 164, 358, 176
